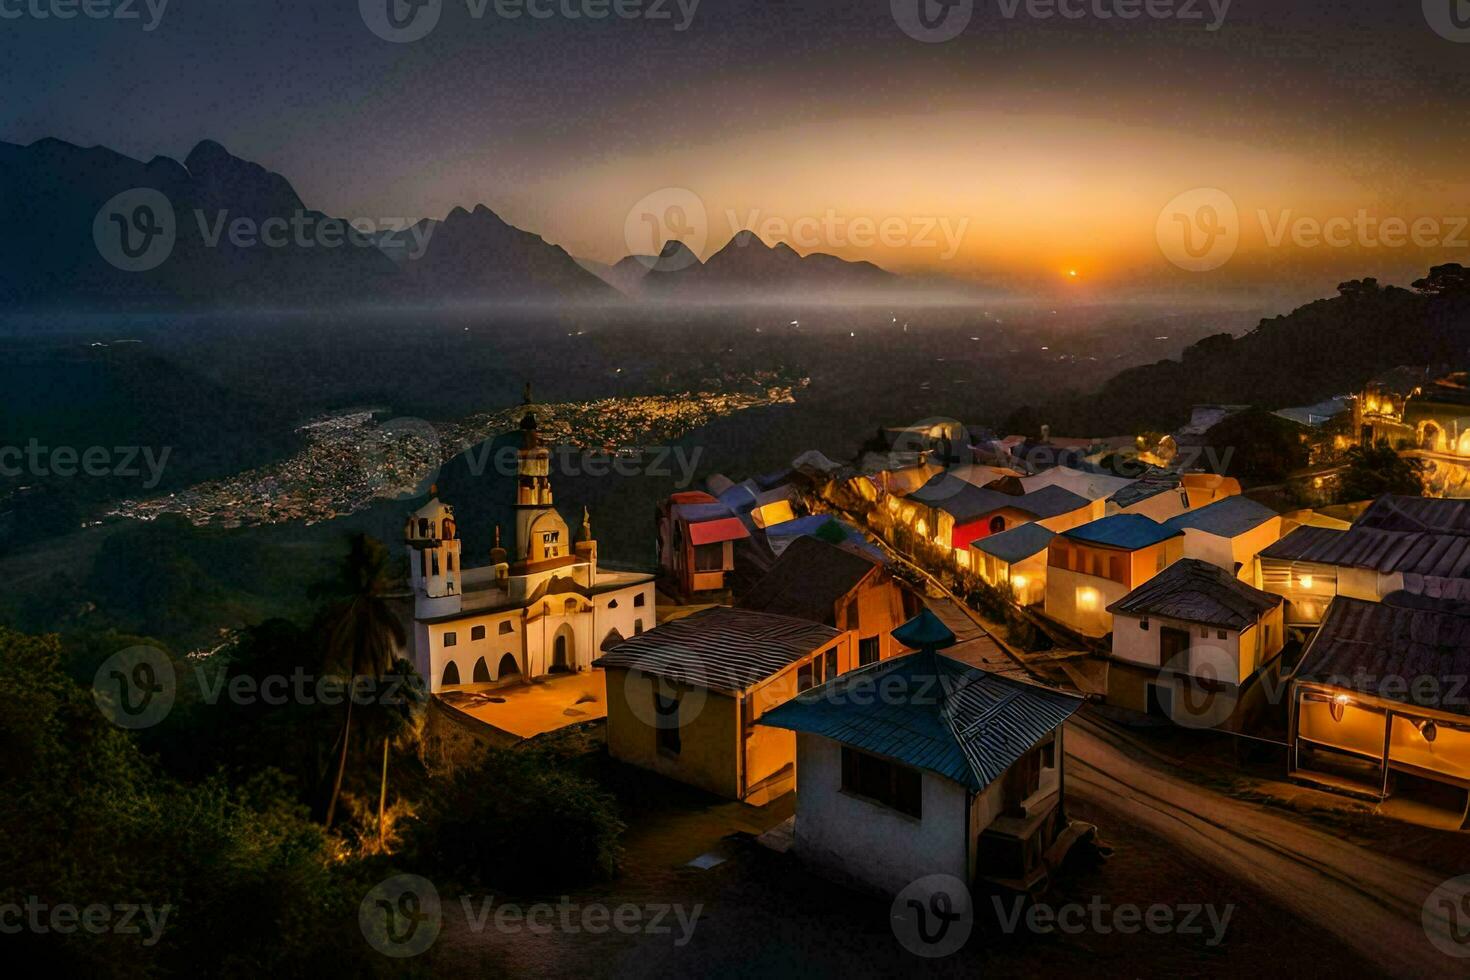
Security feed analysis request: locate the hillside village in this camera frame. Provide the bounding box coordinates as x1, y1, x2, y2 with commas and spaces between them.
410, 384, 1470, 968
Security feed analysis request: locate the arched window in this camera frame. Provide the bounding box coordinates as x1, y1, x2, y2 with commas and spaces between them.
564, 598, 579, 615
441, 661, 461, 687
989, 515, 1006, 534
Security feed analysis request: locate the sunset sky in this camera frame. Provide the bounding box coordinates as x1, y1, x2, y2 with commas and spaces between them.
4, 0, 1469, 298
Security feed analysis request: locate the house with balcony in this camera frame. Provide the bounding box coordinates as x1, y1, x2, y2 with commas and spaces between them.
759, 610, 1089, 896
1044, 514, 1184, 637
1104, 559, 1285, 727
1259, 495, 1470, 626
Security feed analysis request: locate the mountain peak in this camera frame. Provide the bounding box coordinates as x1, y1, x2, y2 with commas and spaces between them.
184, 139, 234, 173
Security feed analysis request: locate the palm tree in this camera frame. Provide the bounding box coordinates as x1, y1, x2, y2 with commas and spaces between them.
318, 534, 406, 830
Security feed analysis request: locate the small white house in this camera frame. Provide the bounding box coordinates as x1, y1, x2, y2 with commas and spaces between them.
759, 611, 1088, 896
1105, 558, 1285, 726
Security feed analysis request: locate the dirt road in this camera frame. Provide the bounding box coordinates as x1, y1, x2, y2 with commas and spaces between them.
1067, 714, 1458, 976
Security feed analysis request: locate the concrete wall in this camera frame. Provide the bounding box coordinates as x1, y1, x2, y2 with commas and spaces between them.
793, 734, 970, 898
1045, 565, 1132, 637
604, 667, 741, 798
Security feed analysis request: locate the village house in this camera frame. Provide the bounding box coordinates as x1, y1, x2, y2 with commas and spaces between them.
656, 491, 751, 600
1288, 595, 1470, 824
895, 472, 1092, 573
970, 522, 1056, 606
759, 610, 1088, 897
1104, 559, 1285, 725
1163, 495, 1283, 584
594, 607, 853, 804
405, 406, 655, 694
1259, 495, 1470, 627
1352, 368, 1470, 496
1044, 514, 1184, 637
738, 534, 918, 664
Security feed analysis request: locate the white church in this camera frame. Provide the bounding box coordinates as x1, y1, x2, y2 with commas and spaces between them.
405, 404, 657, 694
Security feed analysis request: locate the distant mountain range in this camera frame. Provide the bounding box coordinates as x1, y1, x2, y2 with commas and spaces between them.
587, 231, 901, 302
0, 137, 927, 311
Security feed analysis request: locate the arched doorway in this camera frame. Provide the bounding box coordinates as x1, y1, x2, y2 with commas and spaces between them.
441, 661, 461, 687
497, 653, 520, 680
1423, 421, 1445, 452
472, 657, 491, 684
552, 625, 575, 673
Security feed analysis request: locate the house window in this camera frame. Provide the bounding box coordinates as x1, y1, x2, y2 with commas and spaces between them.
443, 632, 458, 648
798, 663, 815, 691
634, 592, 647, 608
654, 691, 681, 755
608, 599, 619, 609
859, 636, 881, 666
1217, 629, 1227, 640
1140, 618, 1151, 631
824, 648, 837, 682
1041, 740, 1056, 769
634, 619, 644, 635
694, 543, 724, 572
841, 746, 922, 818
499, 621, 514, 635
564, 598, 579, 615
471, 625, 486, 641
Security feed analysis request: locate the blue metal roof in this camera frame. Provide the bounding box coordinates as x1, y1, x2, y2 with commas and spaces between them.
759, 647, 1083, 791
1165, 496, 1278, 537
974, 522, 1056, 564
1063, 514, 1181, 550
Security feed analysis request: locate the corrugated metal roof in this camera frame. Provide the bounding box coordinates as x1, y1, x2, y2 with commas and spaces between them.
1107, 558, 1282, 629
1166, 495, 1279, 538
759, 647, 1083, 790
1260, 523, 1470, 579
1357, 495, 1470, 535
593, 607, 840, 694
1294, 597, 1470, 717
909, 473, 1088, 524
974, 522, 1056, 564
1062, 514, 1181, 551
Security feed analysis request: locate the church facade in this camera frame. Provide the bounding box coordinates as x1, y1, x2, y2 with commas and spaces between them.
406, 406, 657, 694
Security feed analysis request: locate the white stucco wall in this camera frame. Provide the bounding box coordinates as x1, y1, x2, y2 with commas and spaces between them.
792, 734, 970, 899
1112, 612, 1246, 684
1045, 566, 1130, 637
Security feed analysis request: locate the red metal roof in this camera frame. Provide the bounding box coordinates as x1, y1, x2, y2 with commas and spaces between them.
688, 517, 751, 545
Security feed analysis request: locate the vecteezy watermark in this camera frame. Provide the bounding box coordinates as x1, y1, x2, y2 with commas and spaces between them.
360, 0, 699, 43
0, 0, 169, 31
1156, 187, 1240, 273
725, 209, 969, 262
92, 190, 435, 274
94, 188, 176, 273
1424, 0, 1470, 43
0, 898, 172, 946
892, 0, 1230, 43
891, 874, 973, 958
361, 875, 442, 958
625, 187, 708, 270
991, 895, 1235, 946
93, 646, 176, 730
0, 440, 171, 488
92, 644, 429, 730
359, 874, 702, 957
622, 189, 971, 269
1159, 187, 1470, 273
461, 441, 704, 488
1423, 874, 1470, 958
